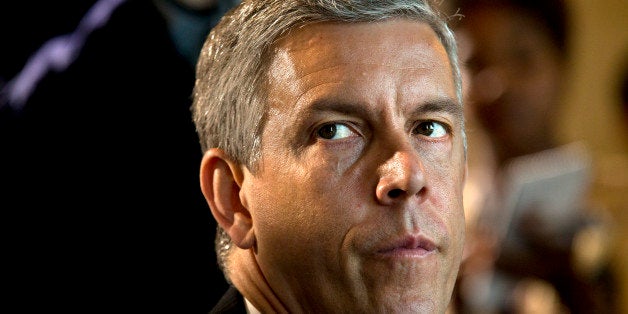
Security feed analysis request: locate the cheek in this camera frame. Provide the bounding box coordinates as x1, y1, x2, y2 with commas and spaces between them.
250, 159, 357, 254
427, 149, 466, 220
520, 61, 561, 108
252, 127, 367, 238
250, 166, 362, 289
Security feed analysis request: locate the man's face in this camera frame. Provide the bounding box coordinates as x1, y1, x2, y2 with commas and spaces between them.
460, 5, 563, 159
241, 20, 466, 313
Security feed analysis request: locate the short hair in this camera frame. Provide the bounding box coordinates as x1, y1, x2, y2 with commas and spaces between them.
191, 0, 463, 280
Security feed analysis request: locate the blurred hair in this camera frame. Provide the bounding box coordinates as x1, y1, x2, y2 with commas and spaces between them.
455, 0, 569, 55
620, 50, 628, 121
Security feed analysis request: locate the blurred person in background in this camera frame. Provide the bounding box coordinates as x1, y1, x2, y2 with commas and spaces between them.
620, 51, 628, 126
448, 0, 617, 313
1, 0, 239, 312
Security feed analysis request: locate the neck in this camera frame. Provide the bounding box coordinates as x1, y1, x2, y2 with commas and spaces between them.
229, 248, 290, 314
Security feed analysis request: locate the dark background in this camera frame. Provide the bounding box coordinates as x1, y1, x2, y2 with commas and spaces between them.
1, 1, 230, 313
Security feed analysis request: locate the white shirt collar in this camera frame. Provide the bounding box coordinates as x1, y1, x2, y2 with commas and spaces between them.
244, 297, 262, 314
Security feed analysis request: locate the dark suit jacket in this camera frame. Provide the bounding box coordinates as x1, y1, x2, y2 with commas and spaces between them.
210, 286, 247, 314
1, 1, 231, 312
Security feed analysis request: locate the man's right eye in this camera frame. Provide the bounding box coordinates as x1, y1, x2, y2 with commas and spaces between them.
316, 123, 354, 140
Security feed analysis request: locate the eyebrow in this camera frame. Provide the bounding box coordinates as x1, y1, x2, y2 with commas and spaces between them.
309, 98, 463, 121
412, 98, 463, 121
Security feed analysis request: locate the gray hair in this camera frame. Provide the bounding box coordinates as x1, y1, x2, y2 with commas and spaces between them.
192, 0, 464, 281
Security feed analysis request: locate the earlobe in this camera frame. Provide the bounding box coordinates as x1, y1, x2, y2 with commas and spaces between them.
200, 149, 255, 250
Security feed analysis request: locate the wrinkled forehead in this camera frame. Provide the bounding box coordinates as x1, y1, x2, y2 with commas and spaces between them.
272, 19, 448, 72
264, 19, 458, 121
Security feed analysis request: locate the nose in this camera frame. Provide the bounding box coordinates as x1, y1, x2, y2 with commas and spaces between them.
375, 145, 427, 206
472, 65, 508, 105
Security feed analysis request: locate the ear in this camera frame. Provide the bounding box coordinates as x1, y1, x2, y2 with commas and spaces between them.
200, 148, 255, 249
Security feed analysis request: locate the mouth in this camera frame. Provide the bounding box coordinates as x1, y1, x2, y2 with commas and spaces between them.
375, 235, 437, 259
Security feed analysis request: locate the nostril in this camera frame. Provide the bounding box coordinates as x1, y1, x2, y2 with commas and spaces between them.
387, 188, 403, 198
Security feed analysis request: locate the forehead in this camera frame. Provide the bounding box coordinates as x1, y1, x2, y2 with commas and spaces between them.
267, 19, 456, 108
272, 19, 449, 77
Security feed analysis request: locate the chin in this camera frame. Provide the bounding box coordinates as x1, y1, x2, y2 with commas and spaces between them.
370, 298, 441, 314
363, 285, 449, 314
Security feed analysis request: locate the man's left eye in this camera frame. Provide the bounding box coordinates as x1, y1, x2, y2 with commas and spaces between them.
413, 121, 448, 138
317, 123, 355, 140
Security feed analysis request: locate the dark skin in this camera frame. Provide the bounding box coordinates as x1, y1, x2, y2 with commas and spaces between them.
458, 2, 569, 263
460, 3, 565, 166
